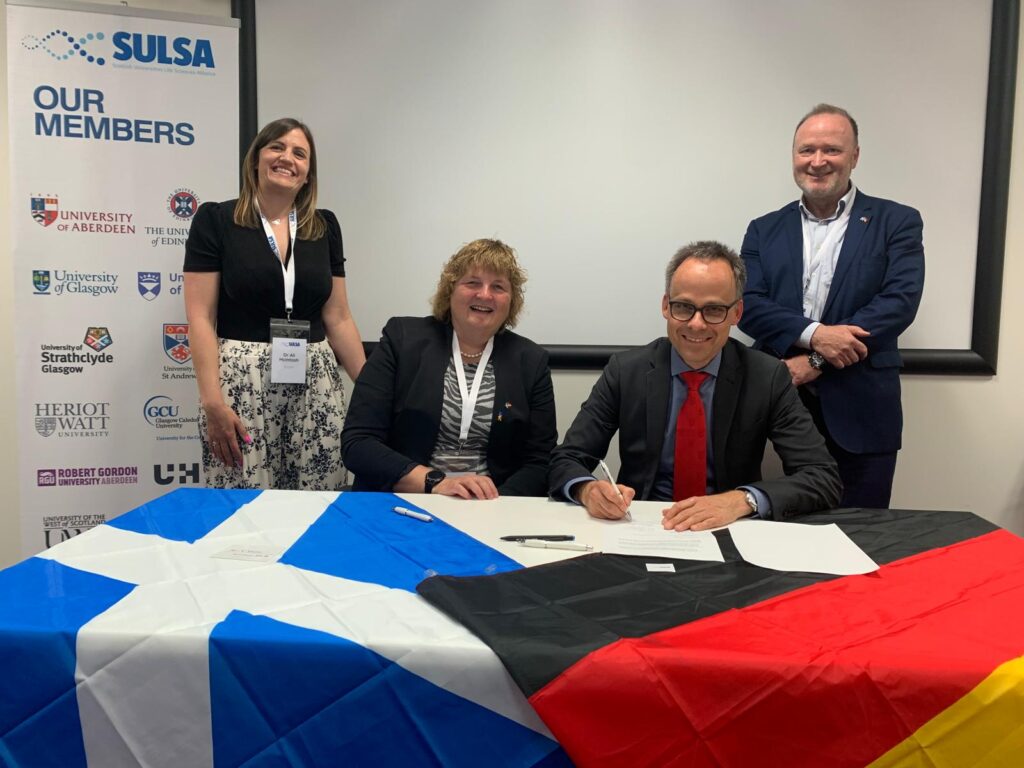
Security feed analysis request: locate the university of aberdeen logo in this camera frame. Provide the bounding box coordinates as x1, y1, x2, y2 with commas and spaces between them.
31, 195, 58, 226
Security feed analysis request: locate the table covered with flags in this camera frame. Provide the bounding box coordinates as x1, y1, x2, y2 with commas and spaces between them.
0, 489, 574, 768
4, 490, 1024, 767
419, 506, 1024, 768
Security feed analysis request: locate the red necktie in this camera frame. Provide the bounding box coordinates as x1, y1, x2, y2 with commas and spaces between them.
673, 371, 709, 501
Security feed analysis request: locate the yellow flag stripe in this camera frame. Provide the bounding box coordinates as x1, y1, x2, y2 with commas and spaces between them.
868, 655, 1024, 768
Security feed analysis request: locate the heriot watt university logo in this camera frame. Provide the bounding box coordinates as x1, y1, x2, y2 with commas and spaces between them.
31, 195, 58, 226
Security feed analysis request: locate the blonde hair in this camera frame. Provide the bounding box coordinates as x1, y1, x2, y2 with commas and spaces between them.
431, 239, 527, 330
234, 117, 326, 240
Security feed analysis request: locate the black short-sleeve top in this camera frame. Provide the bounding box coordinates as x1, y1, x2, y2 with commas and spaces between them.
182, 199, 345, 343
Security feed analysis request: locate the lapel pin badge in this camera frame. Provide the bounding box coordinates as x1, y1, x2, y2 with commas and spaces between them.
860, 216, 870, 224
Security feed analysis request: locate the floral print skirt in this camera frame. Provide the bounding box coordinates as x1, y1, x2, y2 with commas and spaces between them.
199, 339, 348, 490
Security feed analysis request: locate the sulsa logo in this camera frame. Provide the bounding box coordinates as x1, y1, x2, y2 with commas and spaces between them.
112, 32, 214, 68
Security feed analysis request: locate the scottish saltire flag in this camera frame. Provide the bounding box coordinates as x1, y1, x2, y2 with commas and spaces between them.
421, 509, 1024, 767
0, 490, 571, 767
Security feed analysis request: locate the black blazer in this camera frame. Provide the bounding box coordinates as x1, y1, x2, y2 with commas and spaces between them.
548, 338, 841, 519
341, 317, 557, 496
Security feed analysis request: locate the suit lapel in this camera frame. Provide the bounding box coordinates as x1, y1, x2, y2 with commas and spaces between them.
711, 341, 742, 491
784, 202, 804, 300
644, 341, 671, 499
823, 192, 873, 319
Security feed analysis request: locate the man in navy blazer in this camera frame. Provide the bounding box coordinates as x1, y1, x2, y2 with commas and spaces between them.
739, 104, 924, 508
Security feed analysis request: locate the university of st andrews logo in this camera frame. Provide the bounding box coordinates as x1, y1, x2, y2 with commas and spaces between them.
33, 270, 51, 293
84, 326, 113, 351
163, 323, 191, 364
31, 195, 58, 226
167, 188, 200, 220
138, 271, 161, 300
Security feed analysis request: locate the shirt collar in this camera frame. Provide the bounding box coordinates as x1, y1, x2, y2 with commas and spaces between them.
799, 183, 857, 223
670, 346, 722, 378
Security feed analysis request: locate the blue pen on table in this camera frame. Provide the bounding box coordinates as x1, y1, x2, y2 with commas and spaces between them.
393, 506, 433, 523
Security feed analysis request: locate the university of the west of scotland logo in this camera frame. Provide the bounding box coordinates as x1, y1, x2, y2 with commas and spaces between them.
84, 326, 113, 352
163, 324, 191, 364
31, 195, 58, 227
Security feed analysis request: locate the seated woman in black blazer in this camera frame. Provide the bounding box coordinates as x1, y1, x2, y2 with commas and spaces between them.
341, 239, 556, 498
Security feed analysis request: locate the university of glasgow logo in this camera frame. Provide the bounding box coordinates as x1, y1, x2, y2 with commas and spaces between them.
33, 270, 51, 294
35, 417, 57, 437
84, 326, 113, 351
31, 196, 58, 227
138, 271, 161, 300
163, 323, 191, 364
168, 188, 199, 220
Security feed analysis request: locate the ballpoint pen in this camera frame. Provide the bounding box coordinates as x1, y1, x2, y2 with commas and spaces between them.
392, 506, 433, 523
500, 535, 576, 542
518, 540, 593, 552
596, 458, 632, 521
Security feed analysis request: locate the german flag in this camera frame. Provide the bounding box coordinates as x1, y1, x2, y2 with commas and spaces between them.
418, 509, 1024, 767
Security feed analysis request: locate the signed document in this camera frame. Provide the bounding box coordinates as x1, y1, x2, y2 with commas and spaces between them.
601, 522, 724, 562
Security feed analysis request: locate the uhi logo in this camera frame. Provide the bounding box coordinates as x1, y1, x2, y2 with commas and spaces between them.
163, 323, 191, 364
153, 462, 200, 485
31, 195, 58, 226
167, 188, 200, 221
33, 270, 51, 294
84, 326, 113, 351
138, 271, 161, 300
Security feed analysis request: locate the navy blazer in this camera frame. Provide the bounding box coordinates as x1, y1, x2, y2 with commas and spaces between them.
739, 191, 924, 454
548, 338, 841, 519
341, 316, 557, 496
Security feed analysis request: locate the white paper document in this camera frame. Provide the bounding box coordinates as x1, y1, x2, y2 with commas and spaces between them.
602, 522, 724, 562
211, 544, 283, 563
729, 520, 878, 575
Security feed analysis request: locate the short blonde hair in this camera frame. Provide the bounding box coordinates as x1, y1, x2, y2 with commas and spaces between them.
431, 239, 527, 330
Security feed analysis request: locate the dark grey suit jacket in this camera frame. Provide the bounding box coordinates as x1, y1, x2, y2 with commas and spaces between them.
548, 338, 841, 518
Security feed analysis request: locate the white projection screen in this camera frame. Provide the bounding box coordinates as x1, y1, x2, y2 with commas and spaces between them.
254, 0, 1014, 371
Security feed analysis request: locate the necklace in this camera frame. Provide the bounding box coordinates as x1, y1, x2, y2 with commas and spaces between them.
270, 218, 282, 225
460, 349, 484, 359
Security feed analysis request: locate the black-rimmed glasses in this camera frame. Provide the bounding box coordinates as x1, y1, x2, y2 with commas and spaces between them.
667, 299, 740, 324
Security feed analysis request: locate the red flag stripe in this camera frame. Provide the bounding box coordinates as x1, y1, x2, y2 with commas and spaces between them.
530, 529, 1024, 768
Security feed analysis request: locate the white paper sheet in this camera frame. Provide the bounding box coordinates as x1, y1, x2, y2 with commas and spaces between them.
729, 520, 879, 575
601, 522, 724, 562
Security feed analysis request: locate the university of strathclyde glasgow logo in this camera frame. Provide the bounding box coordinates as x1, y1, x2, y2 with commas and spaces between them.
138, 271, 161, 301
168, 188, 199, 220
163, 323, 191, 364
33, 270, 51, 294
31, 195, 58, 227
84, 326, 113, 351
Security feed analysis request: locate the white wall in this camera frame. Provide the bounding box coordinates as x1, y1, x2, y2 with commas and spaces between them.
1, 1, 1021, 569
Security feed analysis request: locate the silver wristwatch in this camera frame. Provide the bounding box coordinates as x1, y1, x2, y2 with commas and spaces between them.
743, 490, 759, 516
808, 351, 826, 371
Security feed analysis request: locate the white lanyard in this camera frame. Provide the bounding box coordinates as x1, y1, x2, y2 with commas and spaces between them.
452, 334, 494, 442
257, 204, 298, 316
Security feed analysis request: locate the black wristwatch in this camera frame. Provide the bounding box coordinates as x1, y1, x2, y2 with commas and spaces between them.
808, 351, 827, 371
424, 469, 446, 494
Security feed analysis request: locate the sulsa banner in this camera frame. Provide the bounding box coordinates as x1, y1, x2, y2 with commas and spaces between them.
7, 1, 239, 556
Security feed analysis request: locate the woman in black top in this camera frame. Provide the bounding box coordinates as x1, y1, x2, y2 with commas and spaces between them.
183, 118, 364, 489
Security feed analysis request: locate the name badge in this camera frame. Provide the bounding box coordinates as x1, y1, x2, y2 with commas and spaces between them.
269, 317, 310, 384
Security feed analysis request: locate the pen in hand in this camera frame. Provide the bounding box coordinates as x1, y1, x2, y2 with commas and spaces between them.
596, 458, 632, 521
